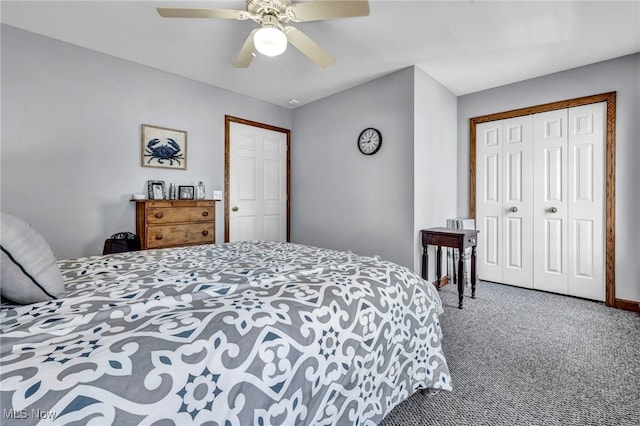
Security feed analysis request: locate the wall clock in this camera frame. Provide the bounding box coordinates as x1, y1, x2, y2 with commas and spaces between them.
358, 128, 382, 155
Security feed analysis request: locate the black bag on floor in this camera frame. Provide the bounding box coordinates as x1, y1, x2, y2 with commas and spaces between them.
103, 232, 141, 255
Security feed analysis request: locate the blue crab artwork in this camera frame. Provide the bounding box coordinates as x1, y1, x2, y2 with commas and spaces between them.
144, 138, 184, 166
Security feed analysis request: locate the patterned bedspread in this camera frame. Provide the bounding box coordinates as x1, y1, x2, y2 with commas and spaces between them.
0, 241, 451, 425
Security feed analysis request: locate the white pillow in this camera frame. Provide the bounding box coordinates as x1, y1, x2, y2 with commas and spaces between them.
1, 212, 66, 304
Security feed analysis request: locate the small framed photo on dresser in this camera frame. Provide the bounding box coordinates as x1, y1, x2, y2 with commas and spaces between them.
147, 180, 166, 200
178, 185, 194, 200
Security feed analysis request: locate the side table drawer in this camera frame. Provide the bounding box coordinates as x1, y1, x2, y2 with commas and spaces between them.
147, 206, 214, 224
465, 236, 477, 247
146, 223, 214, 249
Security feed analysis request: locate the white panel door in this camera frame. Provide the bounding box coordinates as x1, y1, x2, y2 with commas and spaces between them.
502, 116, 534, 287
476, 121, 503, 283
476, 103, 605, 301
229, 122, 287, 242
533, 109, 569, 295
567, 102, 605, 301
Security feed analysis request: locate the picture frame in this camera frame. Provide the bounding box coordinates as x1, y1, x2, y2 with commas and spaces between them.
141, 124, 187, 170
147, 180, 166, 200
178, 185, 195, 200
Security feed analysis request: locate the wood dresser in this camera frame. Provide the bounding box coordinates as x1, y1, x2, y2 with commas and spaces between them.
133, 200, 216, 250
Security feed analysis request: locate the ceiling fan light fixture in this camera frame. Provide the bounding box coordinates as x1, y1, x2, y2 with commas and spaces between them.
253, 15, 287, 57
254, 25, 287, 57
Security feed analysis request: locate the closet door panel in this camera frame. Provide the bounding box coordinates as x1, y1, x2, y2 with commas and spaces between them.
533, 109, 569, 295
502, 116, 533, 287
567, 102, 605, 301
476, 121, 503, 283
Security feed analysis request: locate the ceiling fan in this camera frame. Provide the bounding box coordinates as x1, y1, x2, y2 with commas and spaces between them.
157, 0, 370, 68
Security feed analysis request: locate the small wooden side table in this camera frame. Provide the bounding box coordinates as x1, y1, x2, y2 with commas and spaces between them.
421, 227, 479, 309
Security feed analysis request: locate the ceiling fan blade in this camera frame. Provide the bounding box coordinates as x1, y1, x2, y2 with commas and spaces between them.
285, 26, 335, 68
287, 0, 369, 22
233, 29, 258, 68
157, 7, 250, 20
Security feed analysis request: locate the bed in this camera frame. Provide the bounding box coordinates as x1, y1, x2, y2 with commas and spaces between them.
1, 239, 451, 425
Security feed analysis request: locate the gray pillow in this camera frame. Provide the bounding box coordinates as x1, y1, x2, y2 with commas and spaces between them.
1, 212, 66, 304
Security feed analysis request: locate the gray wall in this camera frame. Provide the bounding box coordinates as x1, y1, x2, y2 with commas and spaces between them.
456, 53, 640, 302
413, 67, 458, 272
290, 68, 416, 268
290, 67, 458, 271
1, 25, 291, 259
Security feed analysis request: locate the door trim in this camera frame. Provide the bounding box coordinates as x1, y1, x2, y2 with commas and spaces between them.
469, 92, 616, 307
224, 115, 291, 242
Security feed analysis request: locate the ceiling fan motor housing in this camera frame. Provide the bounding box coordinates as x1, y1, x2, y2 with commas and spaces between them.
260, 14, 283, 31
247, 0, 290, 22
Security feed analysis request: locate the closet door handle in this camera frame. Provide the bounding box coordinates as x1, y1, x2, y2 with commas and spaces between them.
508, 206, 518, 213
548, 207, 558, 213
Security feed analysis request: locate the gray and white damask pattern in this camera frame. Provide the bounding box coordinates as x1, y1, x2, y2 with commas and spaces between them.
1, 241, 451, 425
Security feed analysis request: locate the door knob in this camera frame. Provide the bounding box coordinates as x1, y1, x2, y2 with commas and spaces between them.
509, 206, 518, 213
548, 207, 558, 213
232, 206, 239, 212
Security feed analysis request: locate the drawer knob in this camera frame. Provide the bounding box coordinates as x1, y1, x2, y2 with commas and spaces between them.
155, 212, 164, 218
202, 230, 209, 236
202, 211, 209, 217
155, 234, 163, 240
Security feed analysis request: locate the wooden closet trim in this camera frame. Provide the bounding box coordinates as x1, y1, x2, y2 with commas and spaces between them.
469, 92, 616, 307
224, 115, 291, 242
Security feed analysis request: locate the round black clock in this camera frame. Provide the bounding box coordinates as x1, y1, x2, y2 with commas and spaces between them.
358, 128, 382, 155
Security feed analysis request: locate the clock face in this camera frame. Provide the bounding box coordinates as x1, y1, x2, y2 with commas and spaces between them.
358, 128, 382, 155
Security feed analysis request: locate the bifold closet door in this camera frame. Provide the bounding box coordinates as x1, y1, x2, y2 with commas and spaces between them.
476, 116, 533, 288
532, 103, 605, 300
476, 102, 605, 301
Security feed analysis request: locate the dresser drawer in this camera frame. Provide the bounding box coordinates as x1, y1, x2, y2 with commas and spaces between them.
146, 223, 215, 249
147, 206, 214, 224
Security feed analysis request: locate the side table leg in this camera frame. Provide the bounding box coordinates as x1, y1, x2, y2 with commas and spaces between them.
450, 247, 457, 286
436, 245, 442, 290
458, 249, 465, 309
422, 245, 428, 280
471, 245, 477, 299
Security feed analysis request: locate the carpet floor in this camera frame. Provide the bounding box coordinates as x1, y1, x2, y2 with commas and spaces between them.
380, 281, 640, 426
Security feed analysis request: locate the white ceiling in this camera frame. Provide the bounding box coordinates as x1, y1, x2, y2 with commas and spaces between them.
2, 1, 639, 108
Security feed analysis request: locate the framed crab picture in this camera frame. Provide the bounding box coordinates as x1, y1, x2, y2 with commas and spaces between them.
141, 124, 187, 170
